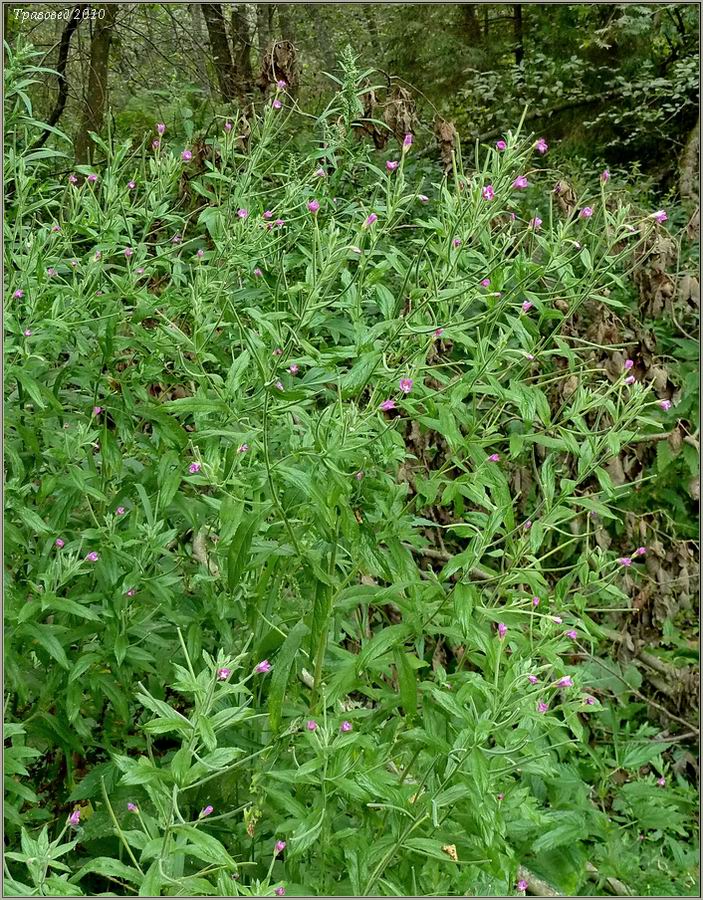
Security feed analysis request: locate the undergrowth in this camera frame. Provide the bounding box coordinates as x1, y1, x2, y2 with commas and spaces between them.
4, 43, 699, 897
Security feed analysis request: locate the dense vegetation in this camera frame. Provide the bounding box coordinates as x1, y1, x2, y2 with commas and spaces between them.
3, 4, 700, 897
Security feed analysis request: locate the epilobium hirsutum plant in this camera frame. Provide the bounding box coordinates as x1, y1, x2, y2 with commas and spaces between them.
5, 44, 696, 896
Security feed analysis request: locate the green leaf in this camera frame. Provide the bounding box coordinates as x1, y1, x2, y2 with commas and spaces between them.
73, 857, 141, 884
227, 511, 261, 591
268, 621, 309, 732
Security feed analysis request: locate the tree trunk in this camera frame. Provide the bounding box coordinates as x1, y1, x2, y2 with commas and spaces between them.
74, 3, 118, 165
256, 4, 269, 53
189, 3, 212, 96
202, 2, 237, 102
311, 9, 335, 73
679, 115, 700, 208
278, 4, 296, 44
514, 4, 524, 68
231, 4, 252, 95
32, 5, 87, 150
363, 5, 380, 58
460, 4, 481, 43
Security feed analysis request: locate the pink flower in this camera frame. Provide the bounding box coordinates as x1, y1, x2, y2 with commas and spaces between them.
85, 551, 99, 563
55, 538, 65, 549
306, 719, 318, 731
307, 199, 320, 213
403, 133, 413, 149
601, 170, 610, 183
92, 406, 102, 416
482, 184, 495, 200
521, 301, 533, 313
565, 630, 578, 640
237, 208, 249, 219
275, 380, 284, 391
289, 364, 299, 375
399, 377, 413, 394
537, 701, 549, 714
275, 840, 287, 854
23, 329, 32, 337
136, 267, 145, 275
624, 375, 636, 385
188, 462, 201, 474
532, 596, 540, 607
156, 123, 166, 135
624, 359, 634, 370
524, 520, 532, 529
124, 247, 134, 258
579, 207, 593, 219
556, 676, 573, 687
340, 721, 352, 732
116, 506, 126, 516
497, 792, 505, 801
263, 210, 274, 219
364, 213, 378, 227
87, 174, 98, 184
217, 667, 232, 680
199, 805, 214, 818
496, 140, 507, 151
659, 399, 672, 411
517, 879, 529, 892
224, 121, 233, 132
275, 888, 285, 897
488, 453, 500, 462
529, 217, 542, 230
274, 218, 284, 227
70, 258, 79, 268
277, 79, 287, 89
584, 696, 596, 705
127, 802, 138, 813
497, 622, 507, 639
47, 267, 57, 276
354, 471, 364, 480
635, 546, 646, 556
452, 237, 462, 248
68, 174, 78, 185
253, 268, 263, 277
51, 224, 61, 233
13, 289, 24, 298
379, 399, 396, 411
480, 278, 491, 287
314, 168, 326, 177
272, 98, 282, 109
68, 809, 81, 827
534, 138, 548, 154
652, 210, 667, 224
386, 160, 399, 172
434, 328, 444, 337
126, 588, 136, 597
657, 777, 666, 787
255, 659, 271, 674
273, 347, 283, 356
528, 675, 539, 685
237, 443, 249, 454
127, 180, 136, 190
552, 616, 563, 624
512, 175, 529, 190
418, 194, 429, 203
152, 139, 160, 150
196, 249, 204, 259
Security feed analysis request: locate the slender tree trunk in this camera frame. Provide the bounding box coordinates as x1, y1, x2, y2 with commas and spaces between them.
202, 2, 237, 102
256, 3, 269, 53
189, 3, 212, 96
514, 4, 524, 68
231, 4, 252, 94
460, 4, 481, 43
278, 4, 296, 43
363, 5, 380, 58
74, 3, 118, 164
33, 5, 87, 150
311, 9, 335, 73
